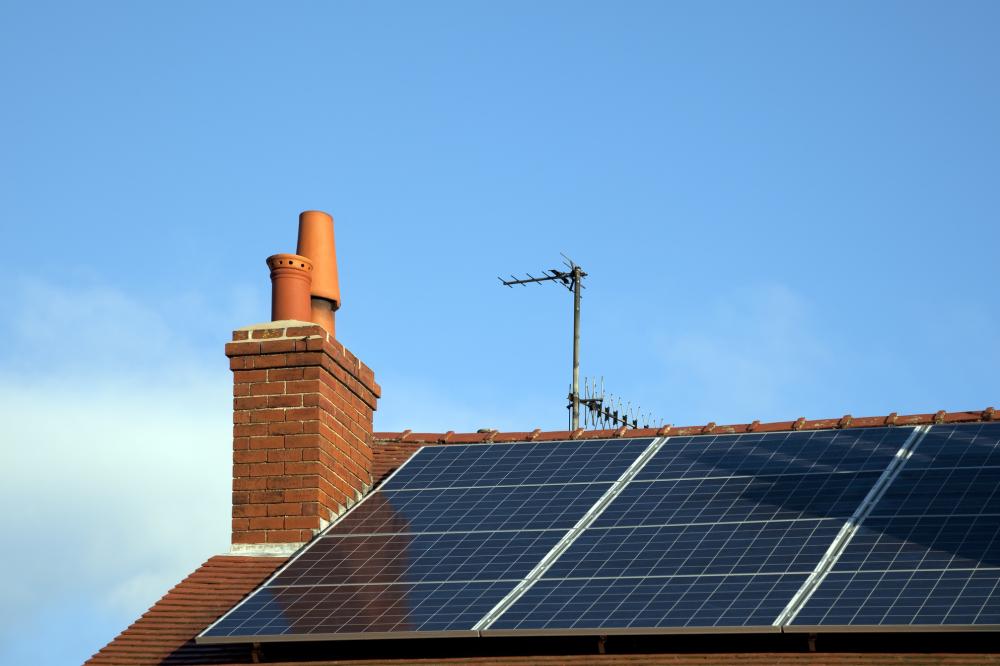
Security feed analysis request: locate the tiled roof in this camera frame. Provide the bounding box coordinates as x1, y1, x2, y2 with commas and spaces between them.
89, 408, 1000, 665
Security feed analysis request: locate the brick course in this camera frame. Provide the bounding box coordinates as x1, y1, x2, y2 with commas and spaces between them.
226, 321, 380, 547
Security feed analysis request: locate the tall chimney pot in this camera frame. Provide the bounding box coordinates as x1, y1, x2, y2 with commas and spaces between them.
296, 210, 340, 336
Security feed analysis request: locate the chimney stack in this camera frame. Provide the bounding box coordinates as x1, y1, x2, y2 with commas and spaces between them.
226, 211, 378, 554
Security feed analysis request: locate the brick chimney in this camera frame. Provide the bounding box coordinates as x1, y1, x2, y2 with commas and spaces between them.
225, 212, 379, 554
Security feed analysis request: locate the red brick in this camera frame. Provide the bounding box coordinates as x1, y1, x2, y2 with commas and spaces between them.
252, 354, 289, 368
233, 477, 267, 491
285, 461, 321, 475
250, 408, 285, 423
250, 382, 286, 396
249, 436, 285, 450
284, 489, 319, 502
267, 449, 302, 462
265, 475, 303, 490
248, 490, 283, 503
248, 462, 283, 477
232, 463, 249, 477
260, 339, 297, 354
266, 502, 303, 516
234, 423, 268, 437
268, 367, 304, 381
232, 518, 249, 531
233, 382, 251, 397
285, 433, 321, 448
234, 450, 268, 464
233, 369, 268, 383
225, 341, 260, 356
265, 530, 305, 543
231, 530, 265, 544
248, 516, 284, 530
267, 394, 302, 408
234, 396, 268, 410
286, 379, 322, 394
285, 407, 320, 422
233, 504, 267, 518
285, 352, 324, 367
268, 421, 303, 435
285, 516, 321, 530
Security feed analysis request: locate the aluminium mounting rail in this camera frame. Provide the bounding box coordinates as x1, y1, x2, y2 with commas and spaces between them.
472, 436, 670, 631
772, 425, 931, 627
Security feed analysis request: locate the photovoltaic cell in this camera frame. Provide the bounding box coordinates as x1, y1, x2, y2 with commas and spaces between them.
793, 423, 1000, 628
383, 438, 654, 490
489, 574, 808, 631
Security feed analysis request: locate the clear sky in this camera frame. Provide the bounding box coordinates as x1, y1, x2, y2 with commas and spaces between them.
1, 1, 998, 663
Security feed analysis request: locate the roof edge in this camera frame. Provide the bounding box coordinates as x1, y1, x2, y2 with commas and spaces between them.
374, 407, 996, 444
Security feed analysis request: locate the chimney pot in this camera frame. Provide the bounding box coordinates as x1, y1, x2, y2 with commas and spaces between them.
266, 253, 313, 322
296, 210, 340, 336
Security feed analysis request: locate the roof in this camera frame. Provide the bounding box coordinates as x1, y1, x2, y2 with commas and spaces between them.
88, 408, 1000, 665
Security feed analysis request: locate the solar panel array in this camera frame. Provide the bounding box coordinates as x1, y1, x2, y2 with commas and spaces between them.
200, 422, 1000, 643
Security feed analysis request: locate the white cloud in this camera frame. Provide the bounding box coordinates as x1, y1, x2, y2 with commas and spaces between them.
652, 283, 836, 424
0, 279, 234, 663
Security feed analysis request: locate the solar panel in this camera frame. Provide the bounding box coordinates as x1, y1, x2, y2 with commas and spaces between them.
204, 423, 1000, 641
200, 438, 655, 642
791, 423, 1000, 629
486, 427, 914, 633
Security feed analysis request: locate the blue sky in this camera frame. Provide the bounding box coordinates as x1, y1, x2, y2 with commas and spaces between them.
1, 2, 998, 663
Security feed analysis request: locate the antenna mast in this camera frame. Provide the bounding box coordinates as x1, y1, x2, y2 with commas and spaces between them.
500, 255, 586, 429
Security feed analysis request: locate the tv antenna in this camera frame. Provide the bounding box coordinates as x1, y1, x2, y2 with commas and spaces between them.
580, 377, 664, 431
500, 254, 586, 429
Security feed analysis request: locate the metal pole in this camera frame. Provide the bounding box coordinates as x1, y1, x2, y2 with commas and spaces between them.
571, 265, 581, 430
